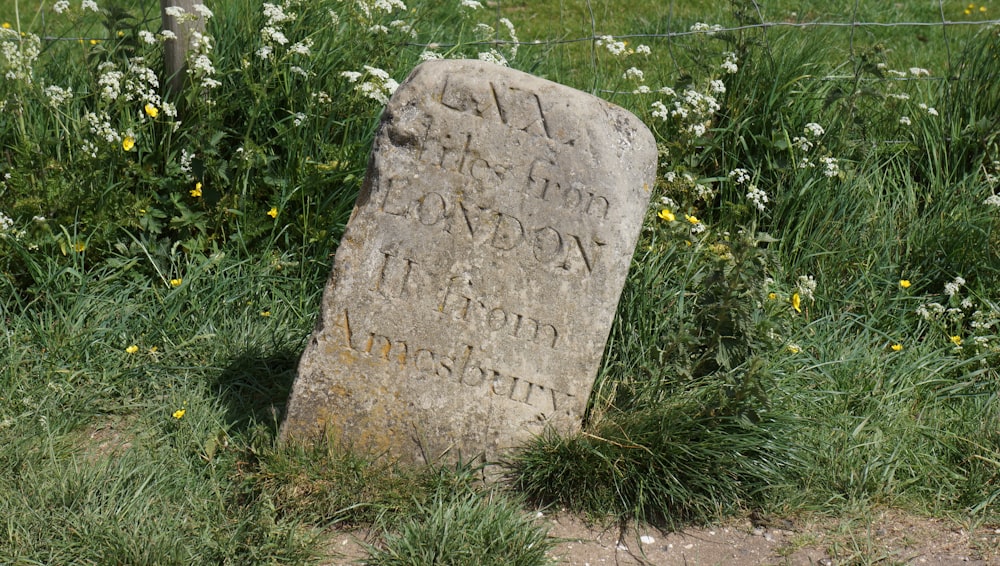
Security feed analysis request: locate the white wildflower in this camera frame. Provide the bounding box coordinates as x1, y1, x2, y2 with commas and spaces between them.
651, 100, 669, 120
289, 38, 313, 56
139, 30, 157, 44
709, 79, 726, 94
721, 51, 738, 74
690, 22, 723, 35
263, 3, 295, 24
633, 85, 651, 94
461, 0, 483, 8
163, 5, 185, 17
820, 156, 840, 178
729, 168, 751, 185
944, 276, 965, 297
478, 49, 508, 67
909, 67, 930, 77
192, 4, 213, 19
797, 274, 817, 301
746, 185, 768, 211
262, 26, 289, 45
623, 67, 644, 82
596, 35, 627, 56
44, 85, 73, 107
419, 50, 443, 61
804, 122, 825, 137
81, 0, 99, 12
984, 194, 1000, 207
899, 116, 911, 126
792, 136, 813, 152
160, 30, 177, 41
53, 0, 70, 13
293, 112, 306, 126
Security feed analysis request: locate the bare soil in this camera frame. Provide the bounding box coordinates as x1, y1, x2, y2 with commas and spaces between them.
322, 509, 1000, 565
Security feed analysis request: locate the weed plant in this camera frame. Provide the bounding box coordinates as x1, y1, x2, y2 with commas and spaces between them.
1, 0, 999, 563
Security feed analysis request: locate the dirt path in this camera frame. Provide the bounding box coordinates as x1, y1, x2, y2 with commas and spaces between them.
323, 510, 1000, 565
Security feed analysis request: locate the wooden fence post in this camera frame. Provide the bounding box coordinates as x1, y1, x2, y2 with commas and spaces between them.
160, 0, 207, 98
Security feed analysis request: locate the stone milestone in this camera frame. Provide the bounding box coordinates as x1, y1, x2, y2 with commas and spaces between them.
281, 59, 657, 464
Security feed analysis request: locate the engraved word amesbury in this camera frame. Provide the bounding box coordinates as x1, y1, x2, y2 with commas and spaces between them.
280, 59, 657, 464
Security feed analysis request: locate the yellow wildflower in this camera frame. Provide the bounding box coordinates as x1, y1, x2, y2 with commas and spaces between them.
891, 343, 903, 352
169, 278, 182, 288
125, 344, 139, 354
684, 214, 700, 224
791, 292, 802, 313
190, 182, 202, 197
768, 292, 777, 300
965, 8, 972, 14
1, 23, 10, 29
787, 344, 801, 354
260, 310, 271, 317
122, 136, 135, 151
950, 335, 963, 346
172, 409, 186, 419
73, 241, 86, 253
899, 279, 911, 289
657, 209, 675, 222
267, 206, 278, 219
144, 103, 159, 118
149, 346, 158, 353
980, 6, 987, 13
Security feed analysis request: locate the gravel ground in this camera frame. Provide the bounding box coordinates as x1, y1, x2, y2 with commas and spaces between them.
322, 509, 1000, 565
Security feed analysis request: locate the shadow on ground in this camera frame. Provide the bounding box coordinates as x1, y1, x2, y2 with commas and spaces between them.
214, 347, 300, 436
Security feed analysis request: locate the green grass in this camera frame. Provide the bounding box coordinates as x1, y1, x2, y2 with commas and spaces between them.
2, 0, 999, 563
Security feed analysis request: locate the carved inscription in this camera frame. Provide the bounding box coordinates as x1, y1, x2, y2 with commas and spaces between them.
336, 309, 574, 413
371, 252, 560, 349
380, 176, 605, 275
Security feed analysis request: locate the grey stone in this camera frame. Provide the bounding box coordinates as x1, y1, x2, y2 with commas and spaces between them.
280, 59, 656, 464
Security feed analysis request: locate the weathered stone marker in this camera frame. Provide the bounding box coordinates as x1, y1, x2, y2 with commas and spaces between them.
281, 59, 656, 464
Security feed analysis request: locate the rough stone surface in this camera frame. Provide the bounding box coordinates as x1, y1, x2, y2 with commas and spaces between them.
281, 59, 656, 464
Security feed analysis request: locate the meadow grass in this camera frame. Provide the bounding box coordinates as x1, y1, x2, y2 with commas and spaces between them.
1, 0, 999, 563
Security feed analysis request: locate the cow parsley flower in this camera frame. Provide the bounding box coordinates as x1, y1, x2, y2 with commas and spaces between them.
944, 276, 965, 297
721, 51, 738, 74
623, 67, 644, 81
820, 156, 840, 178
804, 122, 825, 137
596, 35, 627, 56
746, 185, 768, 211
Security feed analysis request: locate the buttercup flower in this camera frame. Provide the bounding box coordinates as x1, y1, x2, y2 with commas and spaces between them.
768, 292, 777, 300
125, 344, 139, 354
684, 214, 699, 224
170, 278, 182, 287
190, 182, 202, 197
144, 103, 158, 118
899, 279, 911, 289
260, 310, 271, 317
267, 206, 278, 218
950, 335, 963, 346
787, 343, 801, 354
657, 209, 675, 222
172, 408, 186, 419
791, 293, 802, 313
891, 343, 903, 351
122, 136, 135, 151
